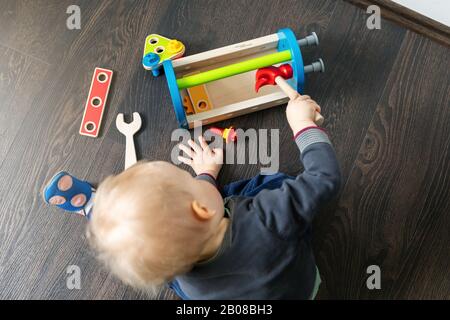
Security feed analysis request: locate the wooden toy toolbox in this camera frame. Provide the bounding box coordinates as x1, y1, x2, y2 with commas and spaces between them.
155, 28, 324, 129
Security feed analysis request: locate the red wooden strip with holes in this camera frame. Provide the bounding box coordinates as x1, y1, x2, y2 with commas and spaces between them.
79, 67, 113, 137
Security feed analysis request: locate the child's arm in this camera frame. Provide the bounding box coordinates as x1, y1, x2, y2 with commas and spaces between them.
251, 95, 341, 238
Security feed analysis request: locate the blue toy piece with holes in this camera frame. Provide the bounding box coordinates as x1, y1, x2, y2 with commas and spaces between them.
43, 171, 94, 218
277, 28, 305, 94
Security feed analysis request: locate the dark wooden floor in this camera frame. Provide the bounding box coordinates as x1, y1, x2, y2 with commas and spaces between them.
0, 0, 448, 299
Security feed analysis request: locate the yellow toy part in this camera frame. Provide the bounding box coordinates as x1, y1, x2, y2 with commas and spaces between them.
182, 95, 195, 115
187, 85, 213, 113
167, 40, 184, 55
142, 34, 185, 76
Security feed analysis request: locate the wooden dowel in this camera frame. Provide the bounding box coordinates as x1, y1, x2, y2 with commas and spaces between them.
275, 77, 325, 126
176, 50, 292, 89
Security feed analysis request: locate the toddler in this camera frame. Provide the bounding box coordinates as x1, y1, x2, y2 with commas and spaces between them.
43, 94, 341, 299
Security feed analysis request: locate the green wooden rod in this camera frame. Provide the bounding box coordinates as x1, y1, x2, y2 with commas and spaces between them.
176, 50, 292, 89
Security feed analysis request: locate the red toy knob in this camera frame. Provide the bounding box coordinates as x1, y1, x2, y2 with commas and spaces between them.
255, 64, 293, 92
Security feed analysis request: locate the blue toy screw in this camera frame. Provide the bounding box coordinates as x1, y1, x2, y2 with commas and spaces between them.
143, 52, 160, 67
151, 68, 161, 77
142, 53, 162, 76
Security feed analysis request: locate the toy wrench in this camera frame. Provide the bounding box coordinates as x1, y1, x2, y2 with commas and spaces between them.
115, 112, 142, 170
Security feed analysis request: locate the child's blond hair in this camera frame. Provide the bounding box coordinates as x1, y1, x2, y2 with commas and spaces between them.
87, 161, 212, 292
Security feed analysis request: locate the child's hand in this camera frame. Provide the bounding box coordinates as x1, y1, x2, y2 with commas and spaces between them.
178, 136, 223, 179
286, 95, 322, 134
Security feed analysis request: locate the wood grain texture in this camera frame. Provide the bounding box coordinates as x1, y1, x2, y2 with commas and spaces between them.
345, 0, 450, 47
309, 3, 408, 283
0, 0, 98, 64
306, 1, 406, 180
0, 45, 50, 165
0, 0, 448, 299
315, 31, 450, 299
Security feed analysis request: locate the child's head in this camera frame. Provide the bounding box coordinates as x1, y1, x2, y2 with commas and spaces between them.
87, 161, 224, 291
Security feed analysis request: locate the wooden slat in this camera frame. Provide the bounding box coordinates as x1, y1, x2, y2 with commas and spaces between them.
316, 30, 450, 299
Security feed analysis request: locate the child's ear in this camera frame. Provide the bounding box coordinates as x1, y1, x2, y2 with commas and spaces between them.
191, 200, 216, 220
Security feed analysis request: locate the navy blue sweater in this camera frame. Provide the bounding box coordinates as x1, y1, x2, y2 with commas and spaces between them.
177, 127, 341, 299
